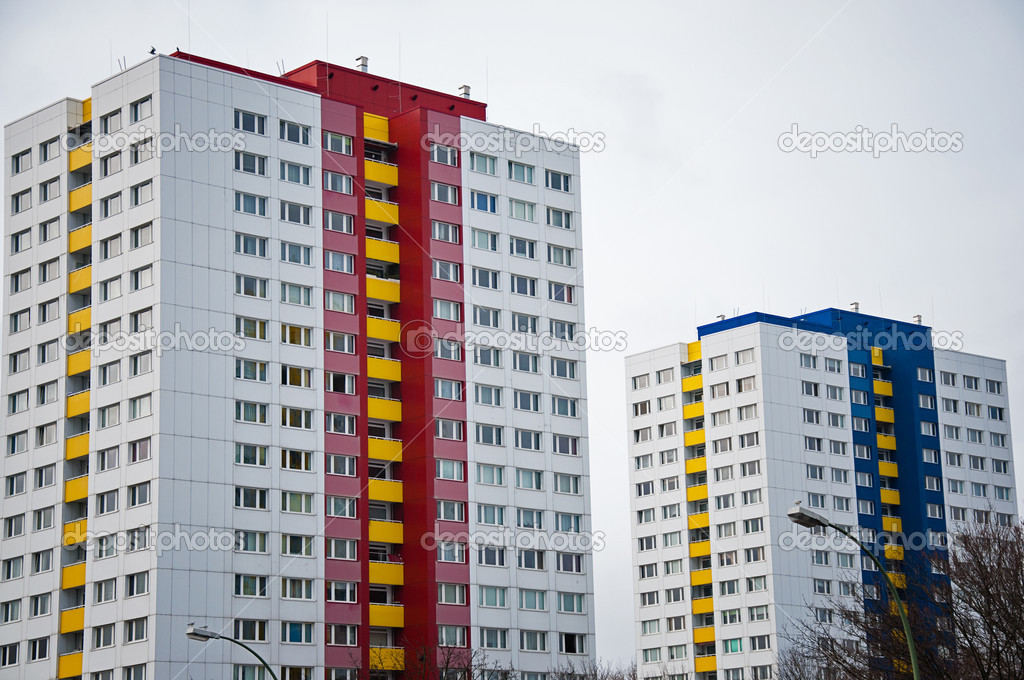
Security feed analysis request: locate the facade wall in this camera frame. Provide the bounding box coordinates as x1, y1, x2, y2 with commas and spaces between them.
1, 52, 595, 680
625, 311, 1017, 680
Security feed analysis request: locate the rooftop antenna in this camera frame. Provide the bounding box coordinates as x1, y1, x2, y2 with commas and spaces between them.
187, 0, 191, 53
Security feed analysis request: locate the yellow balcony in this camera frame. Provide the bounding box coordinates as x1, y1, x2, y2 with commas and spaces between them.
368, 356, 401, 381
366, 236, 400, 264
682, 401, 704, 420
67, 349, 91, 376
69, 183, 92, 213
689, 540, 711, 558
368, 561, 404, 586
681, 374, 703, 393
365, 159, 398, 186
368, 479, 403, 503
692, 597, 714, 615
58, 652, 83, 679
368, 397, 402, 421
882, 516, 903, 534
67, 391, 90, 418
873, 379, 893, 397
688, 512, 710, 530
880, 488, 901, 506
61, 563, 86, 589
63, 519, 88, 546
68, 224, 92, 252
878, 461, 899, 478
877, 434, 897, 451
684, 429, 706, 447
875, 406, 895, 423
871, 346, 884, 366
695, 656, 718, 674
687, 484, 709, 503
368, 519, 403, 544
685, 457, 707, 475
68, 143, 92, 171
365, 198, 400, 225
369, 603, 404, 628
368, 437, 403, 462
890, 572, 907, 589
68, 307, 91, 334
369, 647, 404, 671
59, 606, 85, 634
690, 568, 713, 586
364, 113, 390, 142
66, 432, 89, 460
82, 98, 92, 121
366, 276, 400, 303
64, 476, 88, 502
693, 626, 716, 644
884, 544, 905, 561
68, 265, 91, 293
366, 317, 401, 342
687, 341, 702, 362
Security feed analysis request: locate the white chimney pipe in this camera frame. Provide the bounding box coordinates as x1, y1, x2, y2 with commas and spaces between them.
850, 302, 860, 313
355, 56, 368, 73
459, 85, 471, 99
913, 314, 923, 325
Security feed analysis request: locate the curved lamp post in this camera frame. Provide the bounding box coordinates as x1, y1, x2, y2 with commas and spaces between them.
186, 623, 279, 680
788, 505, 921, 680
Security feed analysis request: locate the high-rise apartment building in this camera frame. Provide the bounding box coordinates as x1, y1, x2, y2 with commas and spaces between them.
625, 308, 1016, 680
1, 52, 594, 680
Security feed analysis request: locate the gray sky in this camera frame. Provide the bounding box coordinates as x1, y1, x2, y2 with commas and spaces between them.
3, 0, 1023, 663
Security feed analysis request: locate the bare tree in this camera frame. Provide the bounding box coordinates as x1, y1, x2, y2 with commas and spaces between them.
778, 520, 1024, 680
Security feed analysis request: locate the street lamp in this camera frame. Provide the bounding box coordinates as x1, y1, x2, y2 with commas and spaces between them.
788, 505, 921, 680
186, 623, 279, 680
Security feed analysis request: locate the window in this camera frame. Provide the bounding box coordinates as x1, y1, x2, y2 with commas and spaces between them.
987, 379, 1004, 394
124, 617, 148, 643
326, 538, 357, 560
234, 192, 267, 216
130, 266, 152, 291
128, 394, 151, 420
319, 212, 355, 236
11, 189, 31, 214
553, 434, 579, 456
39, 177, 59, 202
510, 274, 537, 297
11, 148, 30, 174
471, 190, 497, 212
281, 534, 314, 556
320, 130, 353, 154
280, 201, 313, 225
127, 482, 150, 507
509, 198, 536, 221
545, 169, 571, 191
93, 624, 115, 649
130, 181, 153, 206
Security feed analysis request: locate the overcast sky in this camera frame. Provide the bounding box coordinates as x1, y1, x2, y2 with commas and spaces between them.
3, 0, 1023, 663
